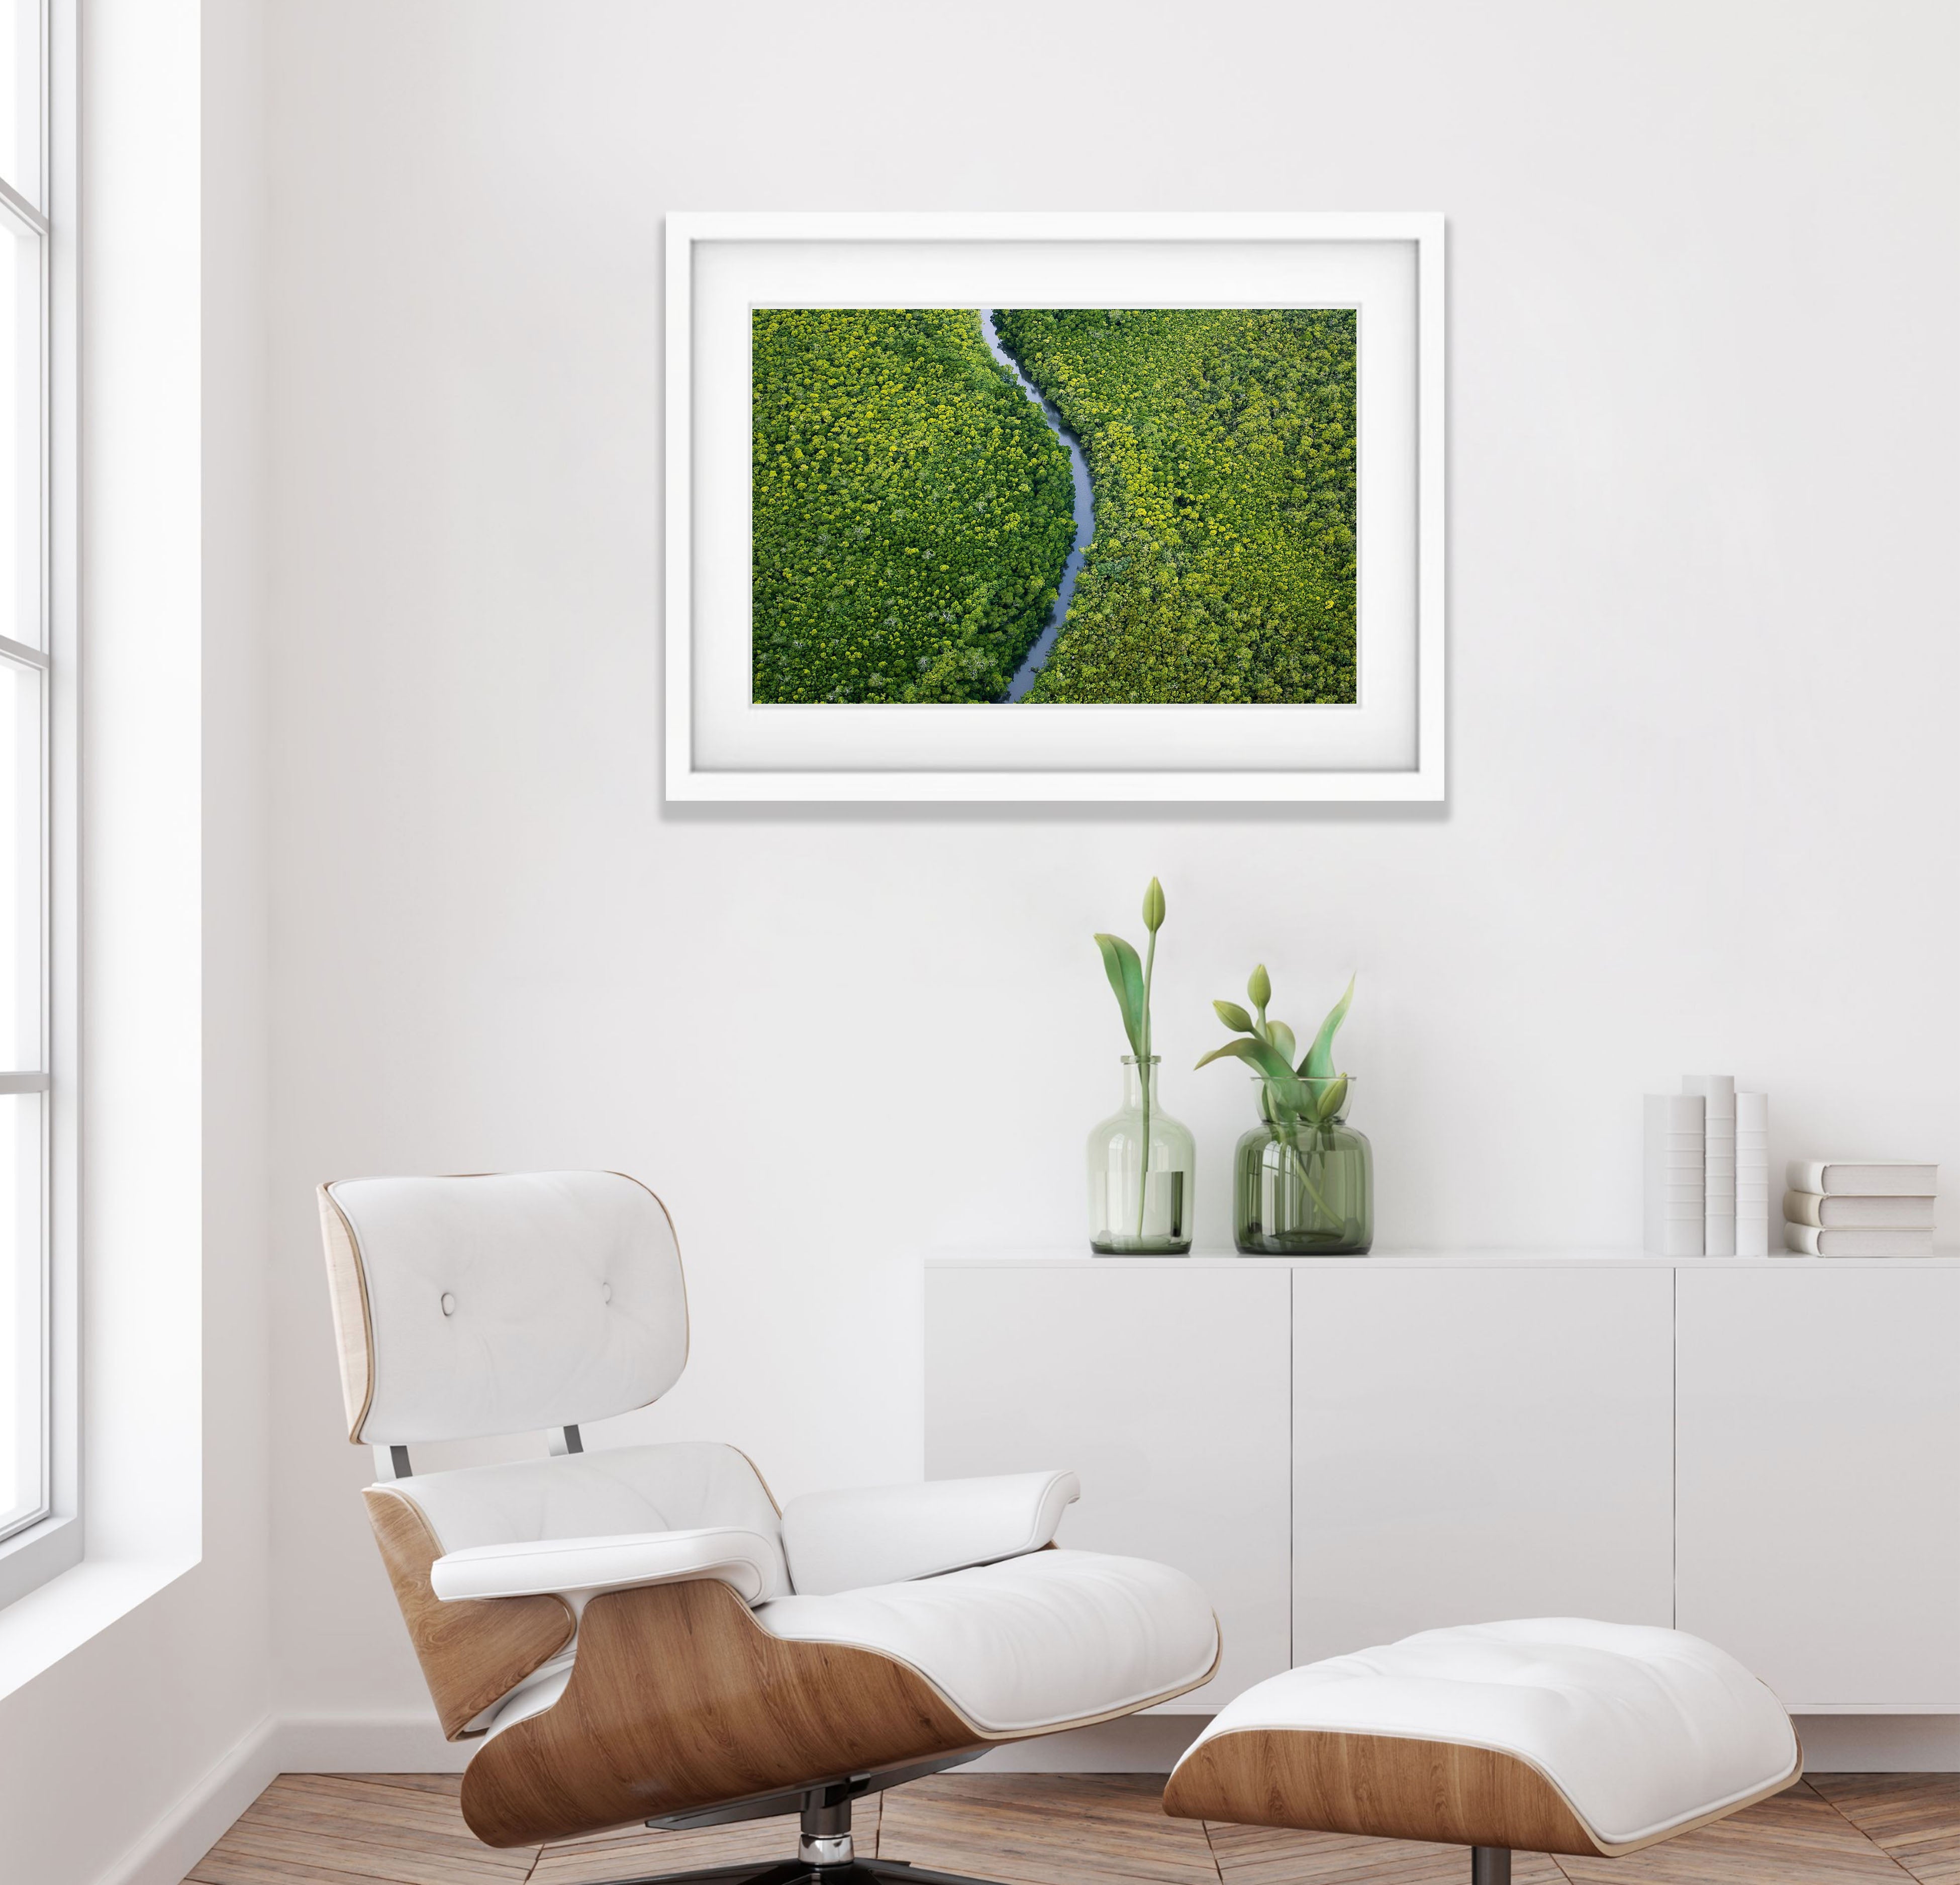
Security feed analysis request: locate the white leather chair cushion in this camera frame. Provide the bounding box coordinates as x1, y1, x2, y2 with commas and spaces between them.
391, 1441, 791, 1599
433, 1526, 784, 1605
780, 1471, 1081, 1596
753, 1547, 1218, 1735
329, 1171, 687, 1444
1174, 1618, 1800, 1851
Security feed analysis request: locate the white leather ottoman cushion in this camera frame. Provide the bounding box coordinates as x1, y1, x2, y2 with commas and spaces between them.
1173, 1619, 1799, 1852
755, 1547, 1219, 1735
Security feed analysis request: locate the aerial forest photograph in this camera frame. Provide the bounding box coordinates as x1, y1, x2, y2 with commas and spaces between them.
750, 306, 1358, 706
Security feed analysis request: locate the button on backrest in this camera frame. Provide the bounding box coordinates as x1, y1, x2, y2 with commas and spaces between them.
440, 1291, 456, 1316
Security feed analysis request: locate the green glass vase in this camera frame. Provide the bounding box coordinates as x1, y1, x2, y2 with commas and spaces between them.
1234, 1076, 1373, 1256
1087, 1056, 1195, 1255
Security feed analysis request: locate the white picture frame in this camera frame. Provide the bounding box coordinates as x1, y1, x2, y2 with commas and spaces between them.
665, 212, 1445, 802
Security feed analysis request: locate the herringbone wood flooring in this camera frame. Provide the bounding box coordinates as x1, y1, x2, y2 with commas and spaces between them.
182, 1772, 1960, 1885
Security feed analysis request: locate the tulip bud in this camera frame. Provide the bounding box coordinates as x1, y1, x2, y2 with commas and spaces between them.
1141, 877, 1166, 932
1214, 1000, 1255, 1033
1248, 963, 1271, 1010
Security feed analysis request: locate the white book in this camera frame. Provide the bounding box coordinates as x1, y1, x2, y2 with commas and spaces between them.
1787, 1159, 1938, 1197
1735, 1092, 1769, 1256
1784, 1191, 1935, 1230
1686, 1077, 1736, 1256
1645, 1094, 1704, 1256
1784, 1222, 1935, 1258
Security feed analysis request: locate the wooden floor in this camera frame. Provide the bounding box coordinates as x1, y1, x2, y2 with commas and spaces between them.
182, 1772, 1960, 1885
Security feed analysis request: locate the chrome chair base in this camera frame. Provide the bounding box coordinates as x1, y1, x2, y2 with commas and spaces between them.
594, 1760, 1007, 1885
592, 1863, 1006, 1884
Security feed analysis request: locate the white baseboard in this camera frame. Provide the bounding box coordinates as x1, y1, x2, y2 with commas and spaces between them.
271, 1707, 1201, 1777
88, 1704, 1960, 1885
1793, 1714, 1960, 1771
85, 1713, 457, 1885
92, 1713, 279, 1885
273, 1709, 469, 1774
966, 1713, 1207, 1772
970, 1711, 1960, 1776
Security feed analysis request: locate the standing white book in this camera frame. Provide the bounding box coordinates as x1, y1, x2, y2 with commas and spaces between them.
1686, 1076, 1736, 1257
1787, 1160, 1938, 1196
1735, 1091, 1769, 1257
1644, 1093, 1704, 1257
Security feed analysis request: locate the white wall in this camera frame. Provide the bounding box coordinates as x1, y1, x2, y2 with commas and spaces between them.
260, 0, 1958, 1752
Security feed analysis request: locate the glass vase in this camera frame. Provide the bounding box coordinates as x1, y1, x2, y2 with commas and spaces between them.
1087, 1056, 1194, 1255
1234, 1076, 1373, 1256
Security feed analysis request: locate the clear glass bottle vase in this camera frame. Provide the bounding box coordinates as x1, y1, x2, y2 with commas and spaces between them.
1086, 1056, 1195, 1255
1234, 1076, 1373, 1256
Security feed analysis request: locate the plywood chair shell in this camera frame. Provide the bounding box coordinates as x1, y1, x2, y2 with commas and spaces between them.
460, 1577, 991, 1848
364, 1487, 576, 1741
1161, 1726, 1804, 1858
319, 1186, 375, 1442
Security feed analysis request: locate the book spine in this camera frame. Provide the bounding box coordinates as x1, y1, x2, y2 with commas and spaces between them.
1645, 1093, 1705, 1257
1688, 1076, 1736, 1257
1782, 1160, 1939, 1196
1783, 1189, 1826, 1229
1787, 1222, 1937, 1257
1736, 1091, 1769, 1256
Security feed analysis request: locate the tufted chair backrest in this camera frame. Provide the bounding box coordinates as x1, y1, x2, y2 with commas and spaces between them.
319, 1170, 689, 1446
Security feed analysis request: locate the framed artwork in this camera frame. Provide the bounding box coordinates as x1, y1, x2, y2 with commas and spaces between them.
665, 213, 1444, 802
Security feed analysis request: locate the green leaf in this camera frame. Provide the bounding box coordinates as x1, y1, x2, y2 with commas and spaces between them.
1308, 1073, 1350, 1124
1141, 877, 1166, 933
1094, 932, 1147, 1059
1267, 1021, 1297, 1066
1196, 1034, 1297, 1083
1247, 963, 1271, 1011
1195, 1038, 1258, 1071
1213, 999, 1255, 1033
1302, 974, 1355, 1080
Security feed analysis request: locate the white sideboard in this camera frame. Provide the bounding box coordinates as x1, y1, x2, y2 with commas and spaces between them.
922, 1262, 1291, 1709
923, 1254, 1960, 1716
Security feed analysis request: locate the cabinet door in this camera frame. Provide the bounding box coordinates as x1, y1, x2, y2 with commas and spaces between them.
925, 1262, 1293, 1709
1293, 1265, 1675, 1664
1676, 1265, 1960, 1708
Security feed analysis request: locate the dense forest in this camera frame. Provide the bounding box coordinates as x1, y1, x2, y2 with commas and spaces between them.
750, 310, 1075, 704
992, 308, 1357, 704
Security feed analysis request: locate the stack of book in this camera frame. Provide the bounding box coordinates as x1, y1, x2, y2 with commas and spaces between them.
1642, 1077, 1771, 1257
1783, 1162, 1938, 1257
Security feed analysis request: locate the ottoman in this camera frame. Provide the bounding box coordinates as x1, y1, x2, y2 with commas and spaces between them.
1163, 1619, 1801, 1884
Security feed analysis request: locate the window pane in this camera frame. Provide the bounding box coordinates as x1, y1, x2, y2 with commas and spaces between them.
0, 654, 36, 1073
0, 1, 39, 208
0, 1090, 44, 1534
0, 221, 37, 651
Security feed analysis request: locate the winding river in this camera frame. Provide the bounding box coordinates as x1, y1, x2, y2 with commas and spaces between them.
979, 308, 1094, 702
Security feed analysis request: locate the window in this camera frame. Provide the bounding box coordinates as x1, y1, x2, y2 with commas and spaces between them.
0, 0, 57, 1558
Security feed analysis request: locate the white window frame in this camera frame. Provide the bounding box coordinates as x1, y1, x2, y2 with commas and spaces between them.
0, 0, 77, 1608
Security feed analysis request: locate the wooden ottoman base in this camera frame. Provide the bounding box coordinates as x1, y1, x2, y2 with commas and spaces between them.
1161, 1620, 1804, 1880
